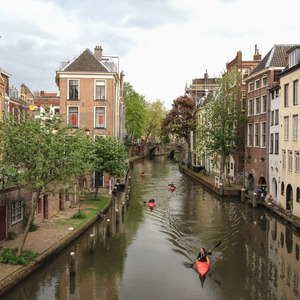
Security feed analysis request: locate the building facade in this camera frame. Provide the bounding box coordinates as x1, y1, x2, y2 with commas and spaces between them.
244, 45, 293, 195
278, 45, 300, 217
55, 46, 125, 189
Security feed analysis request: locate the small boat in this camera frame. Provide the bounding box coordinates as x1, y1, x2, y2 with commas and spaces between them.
169, 186, 175, 191
196, 257, 210, 277
148, 202, 155, 208
141, 173, 145, 177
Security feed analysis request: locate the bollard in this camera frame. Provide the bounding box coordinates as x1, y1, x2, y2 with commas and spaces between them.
116, 209, 119, 224
69, 252, 76, 276
107, 219, 111, 236
253, 193, 257, 208
89, 234, 95, 254
241, 188, 245, 203
219, 183, 223, 195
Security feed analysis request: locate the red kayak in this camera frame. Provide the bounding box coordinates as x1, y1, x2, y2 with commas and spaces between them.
141, 173, 145, 177
196, 257, 210, 276
148, 202, 155, 208
169, 186, 175, 191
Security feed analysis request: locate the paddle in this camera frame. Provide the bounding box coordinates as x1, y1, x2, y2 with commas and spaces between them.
186, 241, 221, 268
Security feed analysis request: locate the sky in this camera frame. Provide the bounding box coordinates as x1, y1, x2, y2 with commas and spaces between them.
0, 0, 299, 109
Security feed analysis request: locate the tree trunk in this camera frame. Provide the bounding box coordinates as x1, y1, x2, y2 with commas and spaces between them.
94, 187, 99, 199
138, 133, 150, 155
223, 155, 231, 186
17, 190, 41, 256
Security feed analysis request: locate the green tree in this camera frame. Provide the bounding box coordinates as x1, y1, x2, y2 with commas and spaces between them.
93, 136, 128, 198
161, 95, 196, 164
0, 108, 94, 255
203, 69, 247, 185
124, 82, 147, 141
139, 99, 167, 153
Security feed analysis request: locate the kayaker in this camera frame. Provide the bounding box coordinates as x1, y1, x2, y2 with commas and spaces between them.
168, 182, 175, 188
149, 197, 155, 203
197, 248, 212, 262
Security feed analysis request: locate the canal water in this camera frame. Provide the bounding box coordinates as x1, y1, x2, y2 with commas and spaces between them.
1, 156, 299, 300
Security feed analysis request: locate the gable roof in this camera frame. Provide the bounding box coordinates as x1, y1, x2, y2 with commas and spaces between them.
250, 44, 294, 74
63, 49, 109, 72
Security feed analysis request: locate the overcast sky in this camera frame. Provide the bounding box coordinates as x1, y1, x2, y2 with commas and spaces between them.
1, 0, 299, 109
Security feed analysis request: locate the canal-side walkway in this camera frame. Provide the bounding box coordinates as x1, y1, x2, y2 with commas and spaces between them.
0, 200, 111, 297
179, 164, 300, 232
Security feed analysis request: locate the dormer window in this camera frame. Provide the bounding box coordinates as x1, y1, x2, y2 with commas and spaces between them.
289, 50, 296, 67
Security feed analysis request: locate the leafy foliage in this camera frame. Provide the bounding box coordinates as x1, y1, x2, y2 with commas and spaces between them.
0, 248, 37, 265
202, 69, 247, 183
124, 82, 147, 140
94, 136, 127, 178
72, 210, 87, 219
0, 107, 94, 255
161, 95, 196, 148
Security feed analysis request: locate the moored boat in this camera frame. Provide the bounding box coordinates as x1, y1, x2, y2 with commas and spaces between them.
196, 257, 210, 277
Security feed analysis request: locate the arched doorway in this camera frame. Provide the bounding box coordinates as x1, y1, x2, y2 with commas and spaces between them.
286, 184, 293, 210
258, 176, 266, 185
248, 174, 254, 192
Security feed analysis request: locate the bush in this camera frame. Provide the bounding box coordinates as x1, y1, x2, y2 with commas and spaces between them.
0, 248, 37, 265
8, 232, 17, 240
73, 210, 86, 219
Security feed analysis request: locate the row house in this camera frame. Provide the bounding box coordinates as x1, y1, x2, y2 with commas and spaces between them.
225, 47, 261, 183
244, 45, 292, 196
185, 71, 218, 171
278, 45, 300, 216
55, 46, 125, 190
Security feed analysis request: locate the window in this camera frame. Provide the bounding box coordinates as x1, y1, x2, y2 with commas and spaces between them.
293, 80, 298, 105
261, 122, 266, 147
95, 107, 106, 128
254, 123, 259, 147
95, 80, 106, 100
261, 95, 267, 113
275, 109, 279, 125
68, 80, 79, 100
289, 50, 296, 67
284, 84, 289, 107
255, 97, 260, 114
248, 99, 253, 115
11, 199, 24, 225
68, 106, 79, 128
282, 150, 286, 170
248, 124, 253, 146
284, 116, 289, 141
295, 151, 300, 173
262, 77, 267, 87
288, 151, 293, 171
275, 133, 279, 154
271, 110, 274, 126
255, 79, 260, 89
293, 115, 298, 141
95, 171, 103, 188
249, 82, 253, 92
35, 198, 42, 215
270, 134, 274, 154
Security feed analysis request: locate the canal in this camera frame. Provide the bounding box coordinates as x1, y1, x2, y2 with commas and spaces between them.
2, 156, 300, 300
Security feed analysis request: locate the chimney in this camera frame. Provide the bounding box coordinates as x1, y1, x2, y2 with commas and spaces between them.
253, 44, 262, 61
94, 46, 103, 60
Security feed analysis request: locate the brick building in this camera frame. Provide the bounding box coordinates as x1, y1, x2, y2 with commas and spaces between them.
244, 45, 293, 195
55, 46, 125, 190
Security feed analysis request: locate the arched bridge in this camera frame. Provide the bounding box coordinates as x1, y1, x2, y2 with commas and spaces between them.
130, 144, 179, 159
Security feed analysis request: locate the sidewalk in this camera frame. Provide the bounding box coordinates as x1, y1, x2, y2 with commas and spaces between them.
0, 200, 110, 296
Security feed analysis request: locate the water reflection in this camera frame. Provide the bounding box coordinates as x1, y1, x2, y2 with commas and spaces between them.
1, 157, 300, 300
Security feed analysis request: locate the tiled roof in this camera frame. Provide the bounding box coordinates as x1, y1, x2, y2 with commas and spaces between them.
64, 49, 109, 72
250, 44, 294, 74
